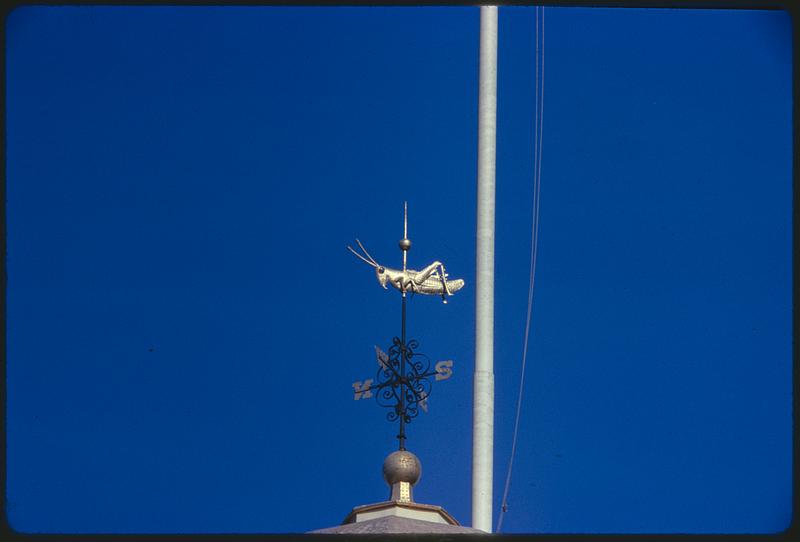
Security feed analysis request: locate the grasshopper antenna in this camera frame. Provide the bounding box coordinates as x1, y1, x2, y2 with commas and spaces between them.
355, 239, 380, 267
347, 243, 379, 268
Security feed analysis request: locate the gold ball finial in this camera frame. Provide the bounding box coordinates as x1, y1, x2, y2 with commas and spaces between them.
383, 450, 421, 486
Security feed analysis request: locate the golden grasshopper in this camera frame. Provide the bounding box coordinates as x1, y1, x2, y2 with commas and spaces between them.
347, 239, 464, 303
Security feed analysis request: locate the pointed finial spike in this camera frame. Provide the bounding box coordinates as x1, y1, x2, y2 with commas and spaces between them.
399, 202, 411, 271
404, 201, 408, 239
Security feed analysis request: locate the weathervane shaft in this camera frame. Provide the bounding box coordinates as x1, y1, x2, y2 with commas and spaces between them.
347, 202, 464, 451
398, 202, 412, 449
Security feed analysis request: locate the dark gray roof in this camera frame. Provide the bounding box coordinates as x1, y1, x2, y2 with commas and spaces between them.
309, 515, 483, 534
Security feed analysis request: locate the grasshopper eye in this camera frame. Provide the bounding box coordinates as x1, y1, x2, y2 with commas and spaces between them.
378, 267, 385, 273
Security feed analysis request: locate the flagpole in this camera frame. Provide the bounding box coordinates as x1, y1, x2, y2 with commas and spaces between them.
473, 4, 497, 533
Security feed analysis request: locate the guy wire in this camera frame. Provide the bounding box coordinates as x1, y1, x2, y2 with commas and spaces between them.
497, 5, 545, 533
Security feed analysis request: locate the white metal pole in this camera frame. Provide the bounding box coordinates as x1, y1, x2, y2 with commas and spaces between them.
473, 4, 497, 534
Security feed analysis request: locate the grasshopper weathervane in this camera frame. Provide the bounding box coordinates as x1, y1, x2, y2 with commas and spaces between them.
348, 240, 464, 303
348, 202, 463, 451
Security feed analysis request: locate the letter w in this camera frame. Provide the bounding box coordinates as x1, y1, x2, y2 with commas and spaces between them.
352, 379, 374, 400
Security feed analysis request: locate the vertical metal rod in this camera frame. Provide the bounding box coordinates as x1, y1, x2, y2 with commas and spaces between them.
399, 202, 409, 451
403, 202, 408, 272
473, 4, 498, 533
399, 293, 407, 451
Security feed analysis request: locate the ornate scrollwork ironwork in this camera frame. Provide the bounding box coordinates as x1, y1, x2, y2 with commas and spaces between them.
371, 336, 437, 427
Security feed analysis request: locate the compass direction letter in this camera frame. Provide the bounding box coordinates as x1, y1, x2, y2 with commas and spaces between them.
353, 379, 374, 400
434, 360, 453, 381
375, 345, 389, 369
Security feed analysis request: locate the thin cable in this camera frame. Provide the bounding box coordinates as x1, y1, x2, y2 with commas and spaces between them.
496, 6, 545, 533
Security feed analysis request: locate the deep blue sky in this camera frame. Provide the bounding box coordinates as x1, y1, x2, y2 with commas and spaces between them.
5, 5, 792, 534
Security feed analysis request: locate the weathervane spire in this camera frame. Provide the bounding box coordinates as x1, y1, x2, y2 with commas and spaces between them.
348, 203, 463, 451
400, 201, 410, 274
